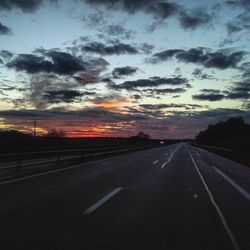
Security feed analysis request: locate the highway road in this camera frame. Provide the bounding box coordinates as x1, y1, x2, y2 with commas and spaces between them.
0, 143, 249, 250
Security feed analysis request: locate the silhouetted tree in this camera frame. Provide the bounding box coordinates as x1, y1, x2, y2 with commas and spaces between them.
196, 116, 250, 142
136, 131, 150, 139
45, 129, 65, 138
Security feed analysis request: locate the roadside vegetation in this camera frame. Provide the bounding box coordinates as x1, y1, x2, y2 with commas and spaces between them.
195, 117, 250, 167
0, 130, 179, 154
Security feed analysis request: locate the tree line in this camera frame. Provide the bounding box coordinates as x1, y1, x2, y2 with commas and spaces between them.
196, 116, 250, 142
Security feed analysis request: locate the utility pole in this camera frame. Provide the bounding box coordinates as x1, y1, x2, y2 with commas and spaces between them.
33, 120, 37, 137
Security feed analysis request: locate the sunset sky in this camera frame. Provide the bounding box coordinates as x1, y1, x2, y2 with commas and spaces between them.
0, 0, 249, 138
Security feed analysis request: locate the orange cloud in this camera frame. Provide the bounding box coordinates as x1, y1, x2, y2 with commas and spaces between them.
96, 101, 129, 108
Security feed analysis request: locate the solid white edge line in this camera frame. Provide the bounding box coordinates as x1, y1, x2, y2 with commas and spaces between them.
153, 160, 159, 165
186, 145, 240, 250
213, 167, 250, 201
84, 187, 122, 215
0, 164, 86, 185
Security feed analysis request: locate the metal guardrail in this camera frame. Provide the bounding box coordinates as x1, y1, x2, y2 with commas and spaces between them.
0, 145, 137, 158
0, 145, 157, 171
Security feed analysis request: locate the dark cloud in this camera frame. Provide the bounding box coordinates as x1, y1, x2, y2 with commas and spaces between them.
73, 38, 154, 56
26, 65, 110, 108
111, 76, 188, 91
193, 87, 250, 101
149, 87, 187, 95
137, 43, 154, 54
7, 51, 86, 75
227, 78, 250, 100
46, 51, 86, 75
82, 91, 97, 96
226, 11, 250, 34
83, 0, 159, 13
7, 54, 53, 74
192, 89, 224, 102
227, 23, 244, 33
0, 0, 57, 12
0, 22, 11, 35
133, 94, 141, 100
23, 54, 108, 108
225, 0, 250, 10
28, 74, 58, 108
146, 19, 166, 32
176, 48, 209, 64
82, 41, 138, 55
0, 107, 146, 124
226, 91, 249, 99
101, 77, 114, 84
147, 2, 180, 19
242, 101, 250, 110
27, 78, 97, 109
150, 49, 184, 62
0, 84, 26, 92
102, 24, 136, 40
73, 73, 100, 85
140, 103, 204, 110
89, 94, 127, 106
192, 68, 215, 80
232, 80, 250, 93
69, 38, 150, 56
192, 93, 225, 101
0, 110, 44, 118
86, 57, 110, 72
179, 8, 212, 30
112, 66, 138, 78
240, 0, 250, 8
200, 89, 221, 94
81, 14, 136, 39
151, 48, 246, 69
219, 37, 240, 47
81, 10, 107, 27
239, 62, 250, 78
83, 1, 213, 30
72, 58, 109, 85
43, 90, 83, 103
0, 50, 13, 60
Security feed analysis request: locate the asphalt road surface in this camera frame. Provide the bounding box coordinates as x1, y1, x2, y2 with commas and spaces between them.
0, 143, 249, 250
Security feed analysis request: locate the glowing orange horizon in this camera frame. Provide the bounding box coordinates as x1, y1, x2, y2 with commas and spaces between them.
66, 132, 113, 138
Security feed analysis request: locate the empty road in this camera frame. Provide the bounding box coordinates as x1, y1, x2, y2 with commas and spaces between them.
0, 143, 249, 250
